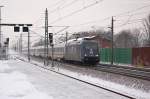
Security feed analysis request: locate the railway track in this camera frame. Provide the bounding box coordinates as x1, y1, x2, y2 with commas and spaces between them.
95, 64, 150, 81
53, 60, 150, 81
17, 55, 150, 81
15, 56, 135, 99
50, 60, 150, 81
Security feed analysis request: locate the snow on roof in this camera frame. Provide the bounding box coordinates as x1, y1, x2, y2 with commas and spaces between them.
67, 36, 95, 43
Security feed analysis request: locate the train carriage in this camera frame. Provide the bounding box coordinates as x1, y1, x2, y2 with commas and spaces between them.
23, 37, 100, 64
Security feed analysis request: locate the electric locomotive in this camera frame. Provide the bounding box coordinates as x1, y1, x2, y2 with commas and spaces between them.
64, 38, 99, 64
23, 37, 100, 64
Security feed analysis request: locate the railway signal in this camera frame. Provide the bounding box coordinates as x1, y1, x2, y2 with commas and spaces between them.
14, 26, 29, 32
14, 26, 20, 32
48, 33, 54, 67
6, 38, 9, 43
3, 37, 9, 60
23, 27, 29, 32
0, 23, 32, 61
4, 38, 9, 45
49, 33, 53, 45
4, 41, 7, 45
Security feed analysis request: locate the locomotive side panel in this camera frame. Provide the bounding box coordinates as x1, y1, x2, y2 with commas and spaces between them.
65, 44, 82, 62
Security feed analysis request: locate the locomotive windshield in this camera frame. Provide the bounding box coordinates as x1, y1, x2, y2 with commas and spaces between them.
83, 42, 99, 57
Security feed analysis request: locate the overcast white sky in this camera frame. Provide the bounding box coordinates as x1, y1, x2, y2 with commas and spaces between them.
1, 0, 150, 46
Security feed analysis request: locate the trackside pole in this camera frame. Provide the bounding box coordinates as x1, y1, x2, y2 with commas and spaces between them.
44, 8, 49, 66
52, 44, 54, 67
49, 33, 54, 67
28, 29, 30, 62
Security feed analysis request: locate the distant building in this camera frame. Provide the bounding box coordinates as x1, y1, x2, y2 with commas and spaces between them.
87, 35, 112, 48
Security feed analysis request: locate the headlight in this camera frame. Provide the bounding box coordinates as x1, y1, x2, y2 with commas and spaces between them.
95, 54, 99, 56
85, 54, 87, 56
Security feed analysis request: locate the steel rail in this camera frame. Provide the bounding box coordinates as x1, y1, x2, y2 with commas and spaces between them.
95, 64, 150, 81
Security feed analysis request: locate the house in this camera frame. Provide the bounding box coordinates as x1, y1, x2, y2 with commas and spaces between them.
88, 34, 112, 48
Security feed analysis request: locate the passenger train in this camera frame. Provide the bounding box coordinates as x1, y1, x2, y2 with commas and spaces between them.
23, 38, 100, 64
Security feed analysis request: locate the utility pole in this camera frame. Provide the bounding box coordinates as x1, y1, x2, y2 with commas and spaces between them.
19, 33, 21, 53
49, 33, 54, 67
66, 32, 68, 45
17, 39, 19, 52
111, 16, 114, 65
0, 6, 4, 47
28, 30, 30, 61
20, 33, 22, 53
65, 32, 68, 57
51, 44, 54, 67
44, 8, 48, 66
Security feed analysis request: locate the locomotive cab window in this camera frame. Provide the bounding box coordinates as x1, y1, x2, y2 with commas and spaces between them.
83, 42, 99, 57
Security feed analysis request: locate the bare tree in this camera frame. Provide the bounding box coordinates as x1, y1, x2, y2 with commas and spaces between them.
131, 28, 142, 47
115, 30, 138, 48
143, 14, 150, 46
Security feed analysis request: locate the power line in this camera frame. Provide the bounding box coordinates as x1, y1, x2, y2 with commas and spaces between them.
115, 19, 143, 28
33, 0, 150, 42
71, 17, 110, 27
32, 0, 79, 36
34, 1, 149, 35
32, 0, 66, 28
47, 0, 66, 10
49, 2, 150, 29
29, 29, 44, 37
67, 11, 145, 28
49, 0, 104, 24
48, 0, 79, 14
115, 4, 150, 17
54, 26, 69, 35
33, 1, 150, 27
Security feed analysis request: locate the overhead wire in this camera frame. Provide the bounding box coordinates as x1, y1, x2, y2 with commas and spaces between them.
114, 18, 144, 29
32, 0, 150, 45
48, 0, 79, 14
32, 0, 67, 29
29, 29, 44, 38
31, 0, 104, 37
53, 26, 69, 35
47, 0, 65, 9
110, 3, 150, 32
49, 0, 104, 24
49, 1, 150, 33
47, 0, 150, 27
114, 4, 150, 17
31, 0, 79, 41
41, 0, 105, 43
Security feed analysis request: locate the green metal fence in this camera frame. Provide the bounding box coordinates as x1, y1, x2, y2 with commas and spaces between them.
100, 48, 111, 62
100, 48, 132, 64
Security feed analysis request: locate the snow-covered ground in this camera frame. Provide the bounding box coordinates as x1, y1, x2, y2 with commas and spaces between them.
19, 55, 150, 99
0, 59, 129, 99
0, 60, 52, 99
